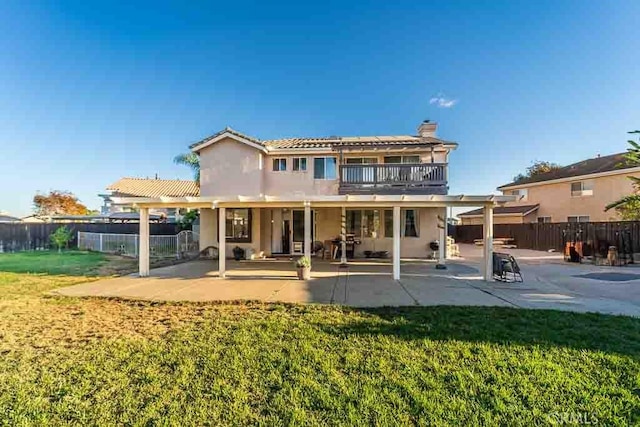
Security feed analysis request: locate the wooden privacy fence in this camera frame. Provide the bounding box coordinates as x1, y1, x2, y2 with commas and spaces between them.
451, 221, 640, 253
0, 222, 182, 252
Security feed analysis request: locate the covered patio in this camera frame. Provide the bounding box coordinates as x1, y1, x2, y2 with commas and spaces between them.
55, 258, 510, 307
113, 194, 516, 282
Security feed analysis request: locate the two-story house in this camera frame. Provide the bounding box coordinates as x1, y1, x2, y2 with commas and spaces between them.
459, 152, 639, 225
112, 120, 514, 281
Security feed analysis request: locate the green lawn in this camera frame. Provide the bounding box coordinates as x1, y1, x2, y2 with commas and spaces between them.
0, 250, 108, 276
0, 251, 639, 425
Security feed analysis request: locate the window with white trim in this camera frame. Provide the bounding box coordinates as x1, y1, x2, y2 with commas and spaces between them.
567, 215, 590, 223
314, 157, 337, 179
345, 157, 377, 164
507, 189, 528, 201
346, 210, 362, 237
537, 216, 552, 223
403, 209, 419, 237
292, 157, 307, 171
346, 209, 381, 238
383, 209, 420, 237
570, 181, 593, 197
384, 210, 394, 237
272, 158, 287, 172
224, 208, 252, 242
383, 155, 420, 164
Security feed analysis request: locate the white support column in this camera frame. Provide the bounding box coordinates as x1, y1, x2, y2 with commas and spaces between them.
138, 207, 150, 277
304, 203, 311, 265
218, 206, 226, 278
483, 205, 494, 282
393, 206, 401, 280
438, 207, 447, 266
340, 206, 347, 263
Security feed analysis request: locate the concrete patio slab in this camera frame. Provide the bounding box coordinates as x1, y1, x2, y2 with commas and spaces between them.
53, 250, 640, 316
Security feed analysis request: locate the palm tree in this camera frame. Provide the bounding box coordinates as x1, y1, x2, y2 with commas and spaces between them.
174, 152, 200, 184
605, 131, 640, 218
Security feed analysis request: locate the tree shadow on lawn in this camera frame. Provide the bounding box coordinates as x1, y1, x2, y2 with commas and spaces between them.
320, 305, 640, 357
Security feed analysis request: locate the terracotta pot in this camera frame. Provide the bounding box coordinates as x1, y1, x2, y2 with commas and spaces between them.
296, 266, 311, 280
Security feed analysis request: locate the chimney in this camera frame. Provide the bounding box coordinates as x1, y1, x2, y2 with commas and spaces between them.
418, 120, 437, 138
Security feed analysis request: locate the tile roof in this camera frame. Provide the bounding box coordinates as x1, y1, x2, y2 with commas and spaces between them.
458, 204, 540, 217
262, 135, 453, 150
189, 127, 262, 150
189, 127, 456, 151
107, 178, 199, 198
499, 153, 635, 189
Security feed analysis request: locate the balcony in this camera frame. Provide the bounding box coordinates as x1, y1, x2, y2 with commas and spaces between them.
339, 163, 448, 195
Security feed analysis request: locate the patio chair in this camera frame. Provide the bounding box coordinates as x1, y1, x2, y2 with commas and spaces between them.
492, 252, 523, 283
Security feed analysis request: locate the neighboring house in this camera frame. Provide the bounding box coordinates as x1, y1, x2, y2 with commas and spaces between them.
102, 177, 199, 222
20, 215, 46, 223
112, 120, 514, 280
458, 205, 540, 225
459, 152, 638, 225
0, 213, 20, 223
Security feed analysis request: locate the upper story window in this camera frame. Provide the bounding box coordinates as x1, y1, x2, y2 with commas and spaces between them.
507, 189, 528, 201
570, 181, 593, 197
567, 215, 590, 223
272, 158, 287, 172
346, 157, 377, 164
314, 157, 337, 180
384, 155, 420, 164
537, 216, 551, 223
292, 157, 307, 171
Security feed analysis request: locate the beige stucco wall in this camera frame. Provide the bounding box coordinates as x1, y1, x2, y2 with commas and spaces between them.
197, 208, 262, 258
198, 208, 217, 251
199, 138, 264, 197
502, 172, 638, 222
256, 207, 441, 259
264, 164, 339, 197
198, 136, 450, 198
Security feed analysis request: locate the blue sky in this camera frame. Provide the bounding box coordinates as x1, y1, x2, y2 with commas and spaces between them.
1, 1, 639, 216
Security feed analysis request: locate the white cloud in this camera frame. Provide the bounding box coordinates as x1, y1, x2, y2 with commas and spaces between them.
429, 94, 457, 108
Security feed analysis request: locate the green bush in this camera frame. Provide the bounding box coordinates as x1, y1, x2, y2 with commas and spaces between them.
49, 226, 73, 253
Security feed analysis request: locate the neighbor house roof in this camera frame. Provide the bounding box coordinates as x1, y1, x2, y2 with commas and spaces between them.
499, 153, 634, 189
0, 214, 20, 223
190, 127, 457, 152
107, 178, 200, 198
458, 204, 540, 217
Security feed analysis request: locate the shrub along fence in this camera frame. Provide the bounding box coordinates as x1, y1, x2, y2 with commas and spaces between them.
0, 222, 182, 252
451, 221, 640, 254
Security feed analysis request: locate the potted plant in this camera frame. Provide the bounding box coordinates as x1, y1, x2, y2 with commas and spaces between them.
295, 256, 311, 280
232, 246, 245, 261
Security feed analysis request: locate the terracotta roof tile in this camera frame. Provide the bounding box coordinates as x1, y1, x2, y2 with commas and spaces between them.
107, 178, 199, 198
189, 127, 456, 151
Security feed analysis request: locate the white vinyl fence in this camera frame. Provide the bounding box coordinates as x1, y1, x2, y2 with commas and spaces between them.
78, 230, 199, 258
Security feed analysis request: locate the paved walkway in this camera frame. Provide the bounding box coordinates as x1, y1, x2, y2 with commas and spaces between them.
54, 251, 640, 316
